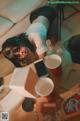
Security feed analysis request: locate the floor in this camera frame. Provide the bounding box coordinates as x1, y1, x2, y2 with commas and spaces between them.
0, 53, 15, 77
61, 4, 80, 42
60, 5, 80, 120
60, 4, 80, 90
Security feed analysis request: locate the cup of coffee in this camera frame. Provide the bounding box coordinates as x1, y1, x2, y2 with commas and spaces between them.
35, 77, 54, 97
44, 54, 62, 76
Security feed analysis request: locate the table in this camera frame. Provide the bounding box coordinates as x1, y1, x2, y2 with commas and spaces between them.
0, 61, 66, 121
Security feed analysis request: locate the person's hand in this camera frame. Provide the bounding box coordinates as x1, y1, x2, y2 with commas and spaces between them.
36, 97, 49, 112
38, 52, 46, 59
36, 96, 49, 103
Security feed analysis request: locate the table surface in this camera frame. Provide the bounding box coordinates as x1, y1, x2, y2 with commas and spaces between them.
0, 62, 68, 121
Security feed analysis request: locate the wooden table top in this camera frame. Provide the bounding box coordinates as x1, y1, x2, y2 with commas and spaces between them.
0, 62, 67, 121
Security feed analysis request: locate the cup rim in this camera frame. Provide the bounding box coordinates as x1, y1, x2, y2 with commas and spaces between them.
35, 77, 54, 97
45, 54, 62, 69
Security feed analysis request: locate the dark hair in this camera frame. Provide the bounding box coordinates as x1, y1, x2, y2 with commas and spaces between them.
30, 6, 57, 24
67, 35, 80, 52
2, 33, 36, 53
47, 18, 59, 43
2, 33, 36, 67
67, 35, 80, 64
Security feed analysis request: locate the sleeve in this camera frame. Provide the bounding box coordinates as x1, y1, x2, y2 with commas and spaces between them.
28, 33, 48, 55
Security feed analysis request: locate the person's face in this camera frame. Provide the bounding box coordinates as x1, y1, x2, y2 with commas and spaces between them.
13, 46, 30, 59
13, 46, 29, 59
14, 46, 36, 62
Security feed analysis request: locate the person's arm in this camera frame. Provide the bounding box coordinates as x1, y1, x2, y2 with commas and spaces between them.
28, 33, 48, 58
38, 52, 46, 59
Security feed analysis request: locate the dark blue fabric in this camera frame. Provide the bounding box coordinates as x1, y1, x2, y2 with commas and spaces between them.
2, 33, 36, 52
30, 6, 57, 24
67, 35, 80, 63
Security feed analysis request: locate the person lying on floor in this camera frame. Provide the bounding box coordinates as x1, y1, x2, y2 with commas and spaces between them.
2, 6, 57, 67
